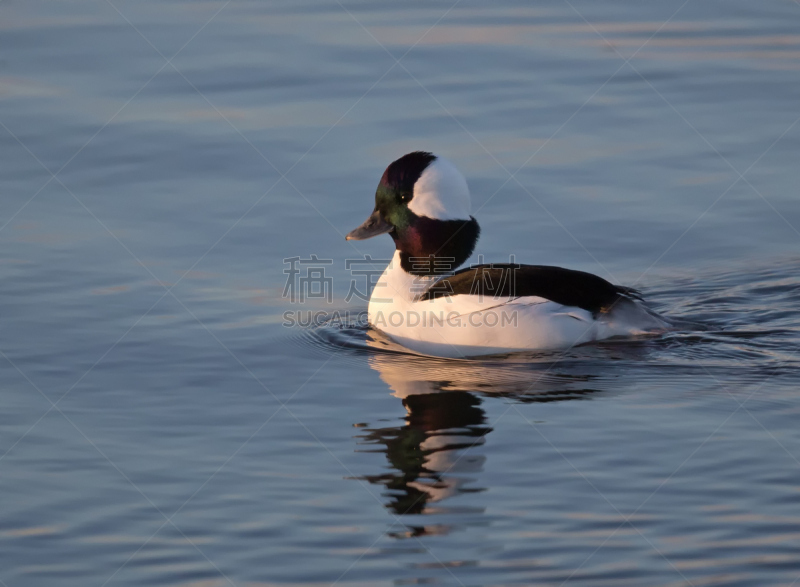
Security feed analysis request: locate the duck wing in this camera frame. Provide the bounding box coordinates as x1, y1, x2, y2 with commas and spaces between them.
417, 264, 641, 315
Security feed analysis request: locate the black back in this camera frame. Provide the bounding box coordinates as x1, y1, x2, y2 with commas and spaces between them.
418, 263, 641, 314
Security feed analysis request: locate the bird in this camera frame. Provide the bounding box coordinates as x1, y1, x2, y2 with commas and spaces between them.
346, 151, 670, 357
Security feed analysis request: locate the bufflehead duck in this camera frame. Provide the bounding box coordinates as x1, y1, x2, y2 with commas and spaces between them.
346, 151, 670, 357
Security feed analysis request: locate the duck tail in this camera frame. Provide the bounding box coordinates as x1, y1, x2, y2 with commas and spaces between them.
615, 285, 644, 302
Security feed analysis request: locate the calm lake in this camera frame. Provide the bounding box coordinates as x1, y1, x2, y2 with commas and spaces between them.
2, 0, 800, 585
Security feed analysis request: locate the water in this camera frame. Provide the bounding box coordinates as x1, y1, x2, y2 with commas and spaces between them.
2, 0, 800, 585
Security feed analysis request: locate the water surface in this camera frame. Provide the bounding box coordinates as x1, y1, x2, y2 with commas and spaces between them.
2, 0, 800, 585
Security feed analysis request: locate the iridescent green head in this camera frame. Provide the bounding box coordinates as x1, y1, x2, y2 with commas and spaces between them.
346, 151, 480, 275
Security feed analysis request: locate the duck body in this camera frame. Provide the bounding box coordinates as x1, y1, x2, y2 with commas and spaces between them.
367, 251, 668, 357
347, 151, 670, 358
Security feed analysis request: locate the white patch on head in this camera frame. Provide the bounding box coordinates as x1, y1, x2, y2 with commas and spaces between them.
407, 157, 472, 220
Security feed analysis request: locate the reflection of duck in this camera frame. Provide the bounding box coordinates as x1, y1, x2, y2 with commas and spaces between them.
354, 334, 613, 536
364, 328, 611, 401
358, 390, 490, 520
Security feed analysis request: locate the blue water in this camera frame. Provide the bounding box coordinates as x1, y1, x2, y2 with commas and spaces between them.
2, 0, 800, 585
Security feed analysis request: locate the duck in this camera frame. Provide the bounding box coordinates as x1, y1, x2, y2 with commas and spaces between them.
346, 151, 671, 358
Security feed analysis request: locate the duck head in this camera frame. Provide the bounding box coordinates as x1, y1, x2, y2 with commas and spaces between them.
346, 151, 480, 275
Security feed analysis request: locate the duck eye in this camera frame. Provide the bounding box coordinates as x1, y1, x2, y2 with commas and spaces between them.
399, 192, 412, 203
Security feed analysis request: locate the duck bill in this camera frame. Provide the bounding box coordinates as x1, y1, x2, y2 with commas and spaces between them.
345, 209, 392, 240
